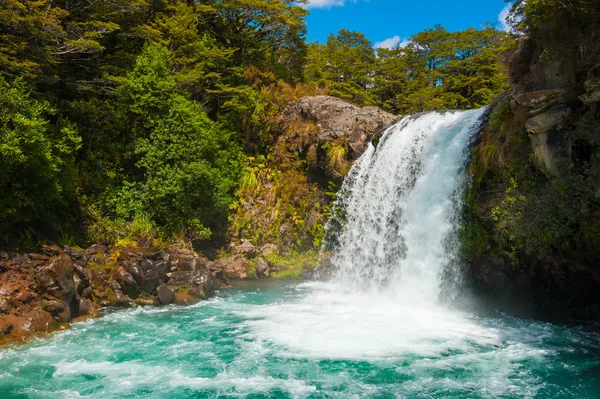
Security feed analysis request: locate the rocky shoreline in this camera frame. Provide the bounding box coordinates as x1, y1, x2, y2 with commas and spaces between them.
0, 239, 301, 344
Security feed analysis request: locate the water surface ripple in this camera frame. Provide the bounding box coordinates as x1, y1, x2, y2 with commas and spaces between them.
1, 282, 599, 398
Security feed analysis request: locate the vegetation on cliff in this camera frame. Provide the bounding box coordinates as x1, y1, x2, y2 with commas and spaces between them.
456, 0, 600, 320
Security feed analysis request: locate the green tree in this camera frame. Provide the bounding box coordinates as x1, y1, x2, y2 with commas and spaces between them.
0, 77, 81, 244
305, 29, 376, 105
197, 0, 308, 80
110, 43, 243, 239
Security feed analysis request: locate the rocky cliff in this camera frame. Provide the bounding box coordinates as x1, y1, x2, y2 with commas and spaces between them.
465, 34, 600, 322
226, 95, 396, 276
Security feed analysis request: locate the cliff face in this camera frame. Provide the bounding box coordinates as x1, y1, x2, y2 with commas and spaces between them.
465, 35, 600, 322
225, 95, 396, 277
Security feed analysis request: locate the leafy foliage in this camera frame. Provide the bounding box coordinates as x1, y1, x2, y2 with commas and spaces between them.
0, 0, 516, 249
305, 26, 514, 113
0, 77, 80, 244
109, 43, 243, 240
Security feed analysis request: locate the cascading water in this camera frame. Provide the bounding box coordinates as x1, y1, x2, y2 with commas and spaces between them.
326, 108, 488, 304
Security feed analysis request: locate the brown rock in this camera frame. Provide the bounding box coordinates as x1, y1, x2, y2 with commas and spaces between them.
35, 253, 75, 313
113, 266, 140, 299
259, 244, 278, 257
580, 79, 600, 104
283, 95, 397, 159
254, 257, 270, 278
215, 256, 251, 280
77, 299, 93, 316
173, 291, 199, 306
85, 243, 108, 256
233, 239, 258, 259
42, 299, 71, 323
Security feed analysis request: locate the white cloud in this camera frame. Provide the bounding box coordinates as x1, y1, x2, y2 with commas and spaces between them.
302, 0, 355, 9
374, 36, 410, 50
498, 3, 512, 32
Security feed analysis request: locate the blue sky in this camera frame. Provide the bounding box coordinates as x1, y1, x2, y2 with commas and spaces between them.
303, 0, 512, 48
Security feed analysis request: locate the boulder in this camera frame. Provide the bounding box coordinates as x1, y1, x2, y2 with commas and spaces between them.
215, 256, 251, 280
525, 105, 568, 135
77, 299, 93, 316
42, 299, 70, 323
173, 291, 199, 306
579, 79, 600, 104
233, 239, 258, 259
138, 259, 159, 294
85, 243, 108, 256
259, 244, 278, 257
113, 266, 140, 299
513, 89, 567, 116
35, 253, 75, 313
156, 285, 174, 305
168, 271, 192, 287
254, 257, 270, 278
283, 96, 398, 159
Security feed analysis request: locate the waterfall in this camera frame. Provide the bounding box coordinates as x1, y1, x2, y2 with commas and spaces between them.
325, 108, 488, 305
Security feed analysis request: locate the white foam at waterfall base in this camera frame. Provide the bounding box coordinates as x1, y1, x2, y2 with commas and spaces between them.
242, 109, 493, 358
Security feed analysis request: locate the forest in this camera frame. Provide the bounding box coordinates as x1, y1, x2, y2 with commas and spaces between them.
0, 0, 556, 249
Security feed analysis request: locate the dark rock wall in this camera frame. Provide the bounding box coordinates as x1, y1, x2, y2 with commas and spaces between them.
467, 36, 600, 323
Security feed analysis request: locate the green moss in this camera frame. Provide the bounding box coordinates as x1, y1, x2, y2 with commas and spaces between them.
267, 250, 319, 279
458, 186, 489, 260
246, 261, 257, 280
489, 99, 510, 133
86, 261, 115, 272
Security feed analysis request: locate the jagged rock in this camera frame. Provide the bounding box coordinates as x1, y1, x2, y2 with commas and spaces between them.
0, 241, 229, 342
525, 105, 568, 135
254, 257, 270, 278
155, 260, 170, 283
233, 239, 258, 259
0, 310, 57, 338
85, 243, 108, 256
35, 252, 75, 314
109, 281, 130, 306
138, 259, 159, 294
283, 95, 398, 158
113, 266, 140, 299
259, 244, 277, 257
179, 258, 197, 271
513, 89, 567, 115
150, 251, 169, 262
168, 271, 192, 287
42, 299, 70, 323
156, 285, 174, 305
173, 291, 199, 306
215, 256, 251, 280
579, 79, 600, 104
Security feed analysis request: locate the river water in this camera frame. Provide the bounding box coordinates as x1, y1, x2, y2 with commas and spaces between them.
0, 282, 599, 398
